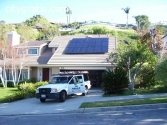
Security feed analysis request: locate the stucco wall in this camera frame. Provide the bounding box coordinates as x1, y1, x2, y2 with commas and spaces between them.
51, 67, 60, 75
30, 67, 38, 81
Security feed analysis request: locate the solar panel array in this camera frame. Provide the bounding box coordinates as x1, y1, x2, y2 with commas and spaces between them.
65, 38, 108, 54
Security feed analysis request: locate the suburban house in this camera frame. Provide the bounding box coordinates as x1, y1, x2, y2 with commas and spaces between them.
2, 31, 117, 86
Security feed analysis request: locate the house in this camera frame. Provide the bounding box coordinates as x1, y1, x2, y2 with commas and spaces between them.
2, 32, 117, 86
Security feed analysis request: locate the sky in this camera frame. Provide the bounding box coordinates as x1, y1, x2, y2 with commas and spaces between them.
0, 0, 167, 24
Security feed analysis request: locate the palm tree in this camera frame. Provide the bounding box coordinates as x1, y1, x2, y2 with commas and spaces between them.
122, 7, 130, 27
65, 6, 72, 26
68, 9, 72, 25
66, 7, 69, 26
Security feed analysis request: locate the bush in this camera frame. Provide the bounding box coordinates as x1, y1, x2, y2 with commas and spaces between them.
4, 81, 48, 103
7, 81, 14, 87
30, 77, 37, 83
0, 82, 2, 87
18, 81, 48, 96
135, 66, 157, 88
5, 91, 27, 102
102, 67, 129, 94
86, 26, 110, 34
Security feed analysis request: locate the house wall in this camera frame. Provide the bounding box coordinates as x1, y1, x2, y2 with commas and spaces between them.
51, 67, 60, 75
30, 67, 38, 81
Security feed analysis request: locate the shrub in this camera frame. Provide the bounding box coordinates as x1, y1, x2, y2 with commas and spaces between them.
102, 67, 129, 94
30, 77, 37, 83
135, 66, 157, 88
4, 81, 48, 103
33, 81, 48, 88
18, 81, 48, 96
0, 82, 2, 87
7, 81, 14, 87
5, 91, 27, 102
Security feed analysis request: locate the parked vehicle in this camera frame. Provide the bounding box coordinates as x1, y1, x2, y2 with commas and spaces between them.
36, 71, 91, 102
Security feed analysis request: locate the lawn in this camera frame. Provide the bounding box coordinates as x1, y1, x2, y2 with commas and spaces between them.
0, 87, 18, 103
80, 97, 167, 108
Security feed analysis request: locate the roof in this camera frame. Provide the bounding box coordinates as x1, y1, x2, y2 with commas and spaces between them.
28, 47, 53, 65
47, 35, 117, 66
15, 40, 50, 48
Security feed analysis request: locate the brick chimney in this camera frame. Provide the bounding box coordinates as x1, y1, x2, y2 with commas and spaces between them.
7, 31, 20, 46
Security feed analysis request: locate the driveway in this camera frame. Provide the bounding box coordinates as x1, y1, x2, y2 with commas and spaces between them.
0, 90, 103, 116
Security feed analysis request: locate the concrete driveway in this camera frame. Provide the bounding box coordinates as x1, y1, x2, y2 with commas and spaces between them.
0, 90, 103, 115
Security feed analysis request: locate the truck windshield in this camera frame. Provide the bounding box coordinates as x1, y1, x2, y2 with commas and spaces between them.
50, 76, 68, 84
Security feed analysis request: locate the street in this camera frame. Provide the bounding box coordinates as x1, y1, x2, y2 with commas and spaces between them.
0, 108, 167, 125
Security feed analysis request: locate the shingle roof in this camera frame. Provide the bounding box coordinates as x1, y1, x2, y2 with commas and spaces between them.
15, 40, 50, 48
27, 47, 53, 65
47, 35, 117, 65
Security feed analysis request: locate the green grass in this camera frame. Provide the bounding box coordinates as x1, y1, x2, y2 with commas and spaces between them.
80, 97, 167, 108
0, 87, 18, 103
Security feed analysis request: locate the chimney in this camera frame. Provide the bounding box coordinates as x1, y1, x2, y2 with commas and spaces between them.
7, 31, 20, 46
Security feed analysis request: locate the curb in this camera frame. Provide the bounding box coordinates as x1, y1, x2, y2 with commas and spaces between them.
73, 103, 167, 113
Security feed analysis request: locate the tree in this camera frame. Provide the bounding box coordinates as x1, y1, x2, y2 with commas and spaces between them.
86, 26, 110, 34
134, 15, 150, 31
122, 7, 130, 27
107, 40, 157, 90
155, 59, 167, 85
0, 40, 29, 87
24, 15, 60, 40
0, 24, 15, 42
65, 7, 72, 26
16, 23, 39, 43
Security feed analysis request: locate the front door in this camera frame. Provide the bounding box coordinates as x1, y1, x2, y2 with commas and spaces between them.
42, 68, 49, 81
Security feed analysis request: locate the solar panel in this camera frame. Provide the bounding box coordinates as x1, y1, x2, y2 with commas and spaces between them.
87, 47, 94, 53
65, 37, 109, 54
65, 47, 73, 53
79, 47, 87, 53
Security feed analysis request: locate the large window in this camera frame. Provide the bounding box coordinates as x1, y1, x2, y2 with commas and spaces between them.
5, 69, 28, 81
28, 48, 38, 55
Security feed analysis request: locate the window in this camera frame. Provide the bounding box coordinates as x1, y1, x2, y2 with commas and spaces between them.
19, 69, 28, 81
28, 48, 38, 55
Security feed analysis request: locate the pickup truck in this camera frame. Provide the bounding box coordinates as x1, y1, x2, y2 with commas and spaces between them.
35, 72, 91, 102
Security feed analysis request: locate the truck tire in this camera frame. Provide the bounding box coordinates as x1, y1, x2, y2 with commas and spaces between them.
40, 98, 46, 102
60, 91, 66, 102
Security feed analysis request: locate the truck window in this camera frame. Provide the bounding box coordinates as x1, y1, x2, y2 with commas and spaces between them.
50, 76, 68, 84
76, 76, 83, 83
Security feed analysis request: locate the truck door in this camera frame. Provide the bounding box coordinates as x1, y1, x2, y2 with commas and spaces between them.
75, 75, 85, 93
68, 75, 85, 94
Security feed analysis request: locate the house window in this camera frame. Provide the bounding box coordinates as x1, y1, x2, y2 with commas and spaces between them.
20, 69, 28, 80
28, 48, 38, 55
7, 69, 13, 81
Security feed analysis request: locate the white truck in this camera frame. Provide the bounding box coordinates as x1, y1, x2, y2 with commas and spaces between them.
35, 71, 91, 102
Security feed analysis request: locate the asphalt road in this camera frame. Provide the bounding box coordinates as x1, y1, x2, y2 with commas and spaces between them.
0, 109, 167, 125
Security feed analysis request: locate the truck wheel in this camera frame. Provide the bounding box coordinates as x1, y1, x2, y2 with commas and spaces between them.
60, 91, 66, 102
40, 98, 46, 102
82, 87, 88, 96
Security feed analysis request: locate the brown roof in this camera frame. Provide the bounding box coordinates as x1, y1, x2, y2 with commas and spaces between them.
47, 35, 117, 65
15, 41, 50, 48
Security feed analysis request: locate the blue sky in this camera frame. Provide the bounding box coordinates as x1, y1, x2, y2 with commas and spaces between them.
0, 0, 167, 24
